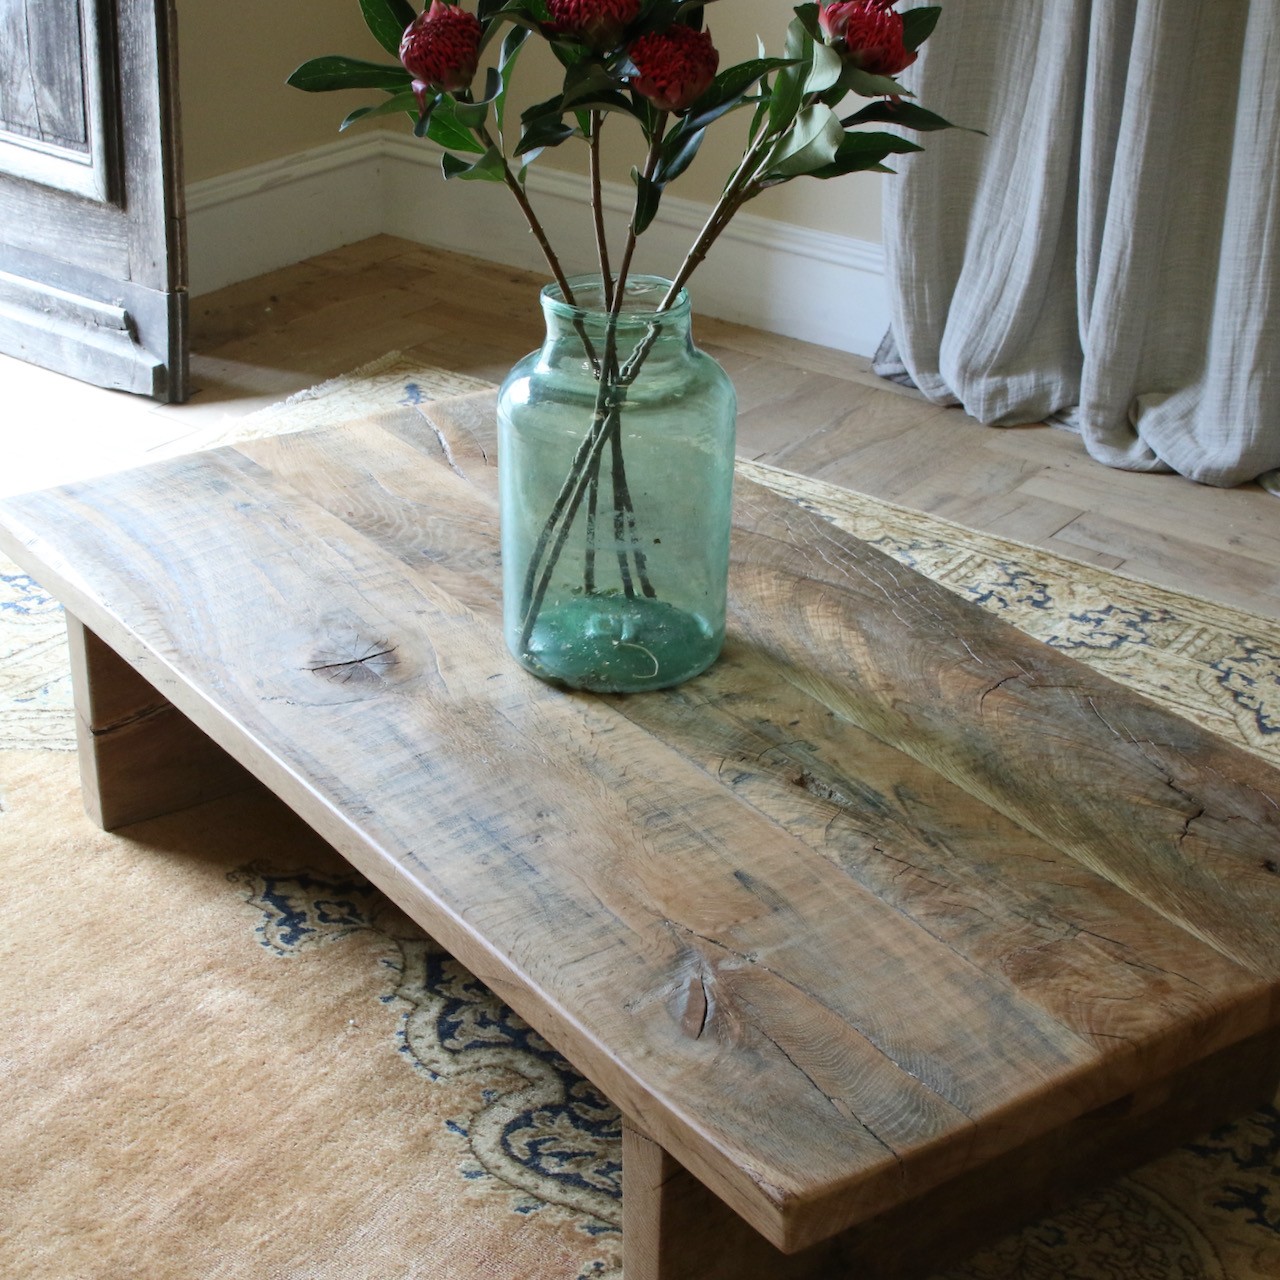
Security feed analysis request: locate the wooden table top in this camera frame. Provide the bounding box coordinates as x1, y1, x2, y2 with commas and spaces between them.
2, 392, 1278, 1253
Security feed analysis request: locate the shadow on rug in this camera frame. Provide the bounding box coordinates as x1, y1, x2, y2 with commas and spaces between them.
1, 356, 1277, 1279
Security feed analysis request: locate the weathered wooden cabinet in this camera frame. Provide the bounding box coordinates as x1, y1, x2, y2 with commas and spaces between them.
0, 0, 187, 401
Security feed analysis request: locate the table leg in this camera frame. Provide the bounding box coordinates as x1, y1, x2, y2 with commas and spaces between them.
621, 1028, 1280, 1280
622, 1120, 827, 1280
67, 612, 253, 830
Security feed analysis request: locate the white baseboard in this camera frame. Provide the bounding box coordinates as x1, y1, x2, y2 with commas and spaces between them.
186, 132, 888, 357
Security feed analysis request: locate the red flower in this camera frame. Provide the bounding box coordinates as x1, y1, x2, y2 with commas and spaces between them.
399, 1, 482, 95
547, 0, 641, 52
818, 1, 916, 78
627, 25, 719, 113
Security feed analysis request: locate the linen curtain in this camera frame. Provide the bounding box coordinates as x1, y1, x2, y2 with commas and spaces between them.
874, 0, 1280, 492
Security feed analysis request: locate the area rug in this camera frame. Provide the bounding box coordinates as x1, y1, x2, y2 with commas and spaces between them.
1, 357, 1277, 1280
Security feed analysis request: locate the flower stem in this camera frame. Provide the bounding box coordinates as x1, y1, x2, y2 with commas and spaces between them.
589, 112, 614, 311
518, 342, 620, 650
480, 125, 576, 306
611, 114, 668, 317
516, 318, 660, 649
658, 126, 774, 311
518, 112, 712, 649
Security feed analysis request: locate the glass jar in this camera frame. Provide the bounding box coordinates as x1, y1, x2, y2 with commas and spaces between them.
497, 275, 736, 692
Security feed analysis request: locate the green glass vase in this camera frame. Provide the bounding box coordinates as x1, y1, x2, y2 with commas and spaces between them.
497, 275, 737, 692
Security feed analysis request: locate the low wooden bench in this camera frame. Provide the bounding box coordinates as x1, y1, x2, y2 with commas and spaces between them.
3, 392, 1278, 1279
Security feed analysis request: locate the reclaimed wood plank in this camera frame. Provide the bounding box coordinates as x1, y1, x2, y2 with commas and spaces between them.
408, 394, 1280, 984
723, 480, 1280, 980
622, 1029, 1280, 1280
0, 450, 1060, 1248
66, 612, 253, 829
2, 411, 1279, 1259
239, 418, 1272, 1073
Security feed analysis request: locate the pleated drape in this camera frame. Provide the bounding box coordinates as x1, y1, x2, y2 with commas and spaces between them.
874, 0, 1280, 492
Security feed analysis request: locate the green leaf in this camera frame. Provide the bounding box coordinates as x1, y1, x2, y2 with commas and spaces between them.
454, 99, 490, 128
632, 0, 710, 39
803, 39, 843, 95
845, 67, 914, 99
426, 99, 487, 152
768, 16, 812, 135
841, 100, 978, 133
708, 57, 798, 104
514, 113, 578, 154
674, 0, 710, 25
806, 129, 923, 179
762, 103, 844, 179
631, 169, 663, 235
340, 89, 419, 130
500, 23, 530, 67
551, 39, 590, 69
287, 56, 412, 94
522, 93, 563, 124
841, 129, 926, 154
630, 93, 663, 141
600, 92, 646, 115
358, 0, 416, 57
476, 66, 502, 104
674, 57, 796, 134
764, 108, 844, 180
561, 60, 628, 110
654, 126, 705, 184
517, 147, 543, 184
441, 146, 507, 180
486, 0, 549, 22
482, 6, 545, 41
495, 27, 528, 132
901, 6, 942, 52
793, 2, 821, 41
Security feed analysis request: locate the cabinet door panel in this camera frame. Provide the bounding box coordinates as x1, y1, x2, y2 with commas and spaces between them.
0, 0, 186, 401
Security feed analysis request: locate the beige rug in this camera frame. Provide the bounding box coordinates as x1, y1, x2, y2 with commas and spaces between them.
1, 358, 1277, 1280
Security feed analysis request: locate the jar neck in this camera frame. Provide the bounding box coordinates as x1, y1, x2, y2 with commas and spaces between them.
541, 275, 693, 353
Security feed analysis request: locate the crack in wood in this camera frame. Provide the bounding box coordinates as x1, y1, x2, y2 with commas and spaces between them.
423, 413, 467, 480
88, 701, 170, 736
978, 671, 1029, 713
305, 638, 398, 686
1177, 807, 1206, 847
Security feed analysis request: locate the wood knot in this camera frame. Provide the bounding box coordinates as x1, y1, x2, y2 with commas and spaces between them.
305, 634, 398, 687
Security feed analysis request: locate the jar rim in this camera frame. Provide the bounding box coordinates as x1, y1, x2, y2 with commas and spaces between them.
541, 274, 691, 323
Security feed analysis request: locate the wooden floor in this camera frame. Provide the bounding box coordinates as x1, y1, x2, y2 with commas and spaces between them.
4, 234, 1279, 621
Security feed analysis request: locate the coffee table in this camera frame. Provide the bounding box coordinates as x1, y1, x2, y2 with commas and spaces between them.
3, 392, 1278, 1280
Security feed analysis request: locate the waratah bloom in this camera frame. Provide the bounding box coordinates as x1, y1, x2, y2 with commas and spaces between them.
819, 1, 916, 77
547, 0, 641, 52
399, 1, 482, 95
627, 25, 719, 113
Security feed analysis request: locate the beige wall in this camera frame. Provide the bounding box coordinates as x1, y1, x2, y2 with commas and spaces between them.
177, 0, 882, 243
177, 0, 387, 182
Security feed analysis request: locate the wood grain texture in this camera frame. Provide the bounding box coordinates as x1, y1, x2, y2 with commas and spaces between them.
2, 407, 1278, 1256
622, 1030, 1280, 1280
66, 613, 255, 829
724, 480, 1280, 981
